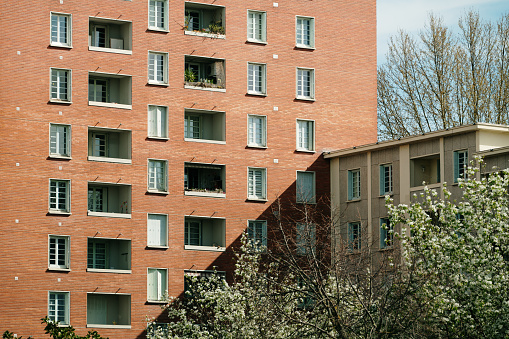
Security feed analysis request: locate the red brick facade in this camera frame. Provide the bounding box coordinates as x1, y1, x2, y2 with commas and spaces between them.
0, 0, 376, 337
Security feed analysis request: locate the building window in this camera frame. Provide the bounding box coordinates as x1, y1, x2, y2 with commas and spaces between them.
49, 124, 70, 158
348, 222, 361, 251
148, 159, 168, 193
88, 17, 132, 53
88, 72, 132, 109
248, 115, 266, 147
148, 0, 168, 31
147, 214, 168, 247
50, 68, 71, 102
184, 109, 226, 142
184, 163, 225, 196
87, 293, 131, 327
296, 119, 315, 151
296, 223, 316, 255
88, 127, 132, 164
380, 164, 393, 195
87, 238, 131, 272
184, 56, 226, 90
296, 16, 314, 48
48, 235, 70, 270
247, 63, 266, 95
248, 220, 267, 247
148, 52, 168, 85
148, 105, 168, 139
148, 268, 168, 302
88, 77, 108, 102
410, 154, 440, 187
184, 217, 226, 250
184, 3, 225, 35
296, 68, 315, 100
454, 150, 468, 183
247, 10, 266, 43
348, 169, 360, 200
248, 167, 267, 200
50, 13, 71, 47
296, 171, 315, 203
87, 182, 131, 217
48, 291, 70, 325
380, 218, 393, 249
49, 179, 70, 214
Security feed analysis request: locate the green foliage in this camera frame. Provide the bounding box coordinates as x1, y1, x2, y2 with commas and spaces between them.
2, 318, 107, 339
184, 69, 196, 82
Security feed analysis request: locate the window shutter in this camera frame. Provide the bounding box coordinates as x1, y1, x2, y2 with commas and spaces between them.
261, 222, 267, 246
379, 166, 384, 196
148, 107, 157, 137
380, 219, 386, 249
148, 215, 165, 246
157, 107, 165, 137
453, 151, 459, 183
348, 171, 353, 200
148, 269, 157, 300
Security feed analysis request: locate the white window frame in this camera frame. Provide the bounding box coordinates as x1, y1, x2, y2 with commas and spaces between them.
247, 114, 267, 148
50, 68, 71, 103
348, 221, 361, 251
247, 10, 267, 43
380, 217, 393, 249
147, 268, 168, 302
148, 51, 169, 85
148, 105, 169, 139
454, 150, 468, 183
296, 119, 315, 152
247, 167, 267, 200
248, 220, 267, 248
48, 291, 70, 326
148, 0, 169, 31
147, 213, 168, 247
49, 179, 71, 214
295, 16, 315, 49
48, 235, 70, 270
380, 164, 393, 195
296, 171, 316, 204
296, 67, 315, 100
348, 169, 361, 201
148, 159, 168, 194
49, 123, 71, 158
247, 62, 266, 95
50, 12, 72, 48
296, 222, 316, 256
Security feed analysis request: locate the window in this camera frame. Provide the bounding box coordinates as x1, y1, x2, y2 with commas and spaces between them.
184, 217, 226, 250
87, 182, 131, 218
148, 52, 168, 85
380, 218, 393, 249
248, 220, 267, 247
296, 171, 315, 203
87, 293, 131, 328
248, 167, 267, 200
48, 291, 69, 325
248, 115, 266, 147
247, 10, 266, 43
296, 68, 315, 100
88, 127, 132, 164
380, 164, 393, 195
49, 179, 70, 214
184, 3, 225, 36
87, 238, 131, 272
410, 154, 440, 187
48, 235, 70, 270
184, 163, 225, 197
147, 214, 168, 247
348, 169, 360, 200
296, 16, 314, 48
51, 13, 71, 47
184, 108, 226, 143
89, 17, 132, 53
184, 56, 226, 90
49, 124, 71, 158
148, 105, 168, 139
148, 0, 168, 31
296, 119, 315, 151
247, 63, 266, 95
348, 222, 361, 251
50, 68, 71, 102
147, 268, 168, 302
454, 150, 468, 183
88, 72, 132, 109
296, 223, 316, 255
148, 159, 168, 193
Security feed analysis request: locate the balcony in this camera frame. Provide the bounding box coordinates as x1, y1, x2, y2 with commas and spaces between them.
184, 56, 225, 91
184, 109, 225, 144
89, 17, 132, 55
184, 2, 225, 38
88, 127, 131, 164
184, 216, 226, 251
87, 293, 131, 329
410, 154, 441, 187
87, 238, 131, 273
185, 163, 225, 198
88, 182, 131, 218
88, 72, 132, 110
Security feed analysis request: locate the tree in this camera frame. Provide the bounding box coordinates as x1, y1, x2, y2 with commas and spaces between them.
2, 317, 107, 339
378, 11, 509, 140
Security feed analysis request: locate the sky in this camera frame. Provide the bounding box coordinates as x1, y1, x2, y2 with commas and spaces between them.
377, 0, 509, 64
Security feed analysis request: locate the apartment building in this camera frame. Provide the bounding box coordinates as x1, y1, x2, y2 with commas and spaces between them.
325, 123, 509, 256
0, 0, 376, 336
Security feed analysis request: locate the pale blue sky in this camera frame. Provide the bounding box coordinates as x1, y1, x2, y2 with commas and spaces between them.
377, 0, 509, 64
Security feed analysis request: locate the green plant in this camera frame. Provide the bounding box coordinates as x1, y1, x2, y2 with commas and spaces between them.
184, 69, 196, 82
208, 21, 224, 35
